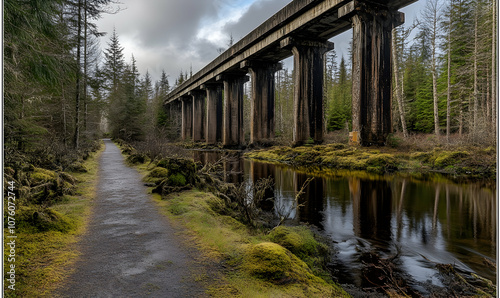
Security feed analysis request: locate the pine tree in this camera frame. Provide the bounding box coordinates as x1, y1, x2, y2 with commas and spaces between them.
404, 38, 433, 132
4, 0, 72, 152
421, 0, 443, 136
103, 28, 125, 93
156, 70, 171, 127
327, 56, 351, 131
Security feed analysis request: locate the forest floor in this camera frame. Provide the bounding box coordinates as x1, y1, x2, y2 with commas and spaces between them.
54, 139, 218, 297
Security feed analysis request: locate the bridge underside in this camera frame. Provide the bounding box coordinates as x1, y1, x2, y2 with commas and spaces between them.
164, 0, 417, 147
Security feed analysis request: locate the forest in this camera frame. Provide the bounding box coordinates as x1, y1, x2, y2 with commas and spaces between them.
4, 0, 497, 168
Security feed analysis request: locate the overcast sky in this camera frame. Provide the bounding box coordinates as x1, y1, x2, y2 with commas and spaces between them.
96, 0, 425, 85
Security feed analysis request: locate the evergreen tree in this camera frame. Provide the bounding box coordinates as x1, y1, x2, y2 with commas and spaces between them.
156, 70, 171, 127
421, 0, 444, 136
326, 56, 352, 131
275, 68, 294, 139
4, 0, 73, 152
103, 28, 125, 93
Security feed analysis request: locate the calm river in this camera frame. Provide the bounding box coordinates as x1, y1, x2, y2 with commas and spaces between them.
193, 150, 496, 294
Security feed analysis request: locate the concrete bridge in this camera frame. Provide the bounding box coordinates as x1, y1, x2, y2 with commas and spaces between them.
164, 0, 417, 147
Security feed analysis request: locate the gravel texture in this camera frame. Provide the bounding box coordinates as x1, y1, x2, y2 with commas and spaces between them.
56, 139, 208, 297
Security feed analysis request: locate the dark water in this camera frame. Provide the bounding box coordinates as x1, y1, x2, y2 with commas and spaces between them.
192, 150, 497, 292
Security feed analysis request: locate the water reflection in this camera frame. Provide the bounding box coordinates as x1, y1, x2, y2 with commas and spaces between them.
192, 150, 497, 289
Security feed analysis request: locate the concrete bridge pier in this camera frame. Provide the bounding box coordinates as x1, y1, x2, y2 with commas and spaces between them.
218, 74, 249, 147
242, 61, 282, 145
181, 96, 193, 141
340, 2, 404, 146
189, 90, 205, 142
202, 84, 223, 144
281, 37, 334, 146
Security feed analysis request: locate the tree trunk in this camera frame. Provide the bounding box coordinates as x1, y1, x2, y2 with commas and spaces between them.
392, 28, 408, 138
486, 66, 490, 124
431, 13, 439, 137
62, 82, 68, 148
492, 0, 497, 138
446, 20, 452, 143
473, 10, 479, 139
83, 0, 88, 135
74, 0, 82, 149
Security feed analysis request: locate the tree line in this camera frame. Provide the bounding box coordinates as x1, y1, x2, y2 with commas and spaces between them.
4, 0, 497, 168
272, 0, 496, 145
4, 0, 178, 169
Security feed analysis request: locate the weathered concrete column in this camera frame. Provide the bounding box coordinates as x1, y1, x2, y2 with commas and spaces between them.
281, 37, 334, 146
189, 90, 205, 142
218, 74, 249, 147
339, 1, 404, 146
201, 84, 223, 144
181, 96, 193, 141
242, 61, 282, 145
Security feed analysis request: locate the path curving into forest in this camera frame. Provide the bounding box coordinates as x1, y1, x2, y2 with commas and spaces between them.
56, 139, 208, 297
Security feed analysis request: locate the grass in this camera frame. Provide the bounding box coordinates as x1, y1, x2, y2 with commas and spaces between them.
3, 143, 103, 297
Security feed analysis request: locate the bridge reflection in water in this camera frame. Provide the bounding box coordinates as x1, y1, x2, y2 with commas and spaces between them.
192, 150, 496, 290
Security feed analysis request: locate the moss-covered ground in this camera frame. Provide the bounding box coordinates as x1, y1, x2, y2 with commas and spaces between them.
3, 144, 103, 297
151, 189, 349, 297
244, 143, 496, 181
121, 145, 349, 297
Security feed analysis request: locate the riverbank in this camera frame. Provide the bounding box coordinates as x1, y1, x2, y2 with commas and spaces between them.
121, 145, 349, 297
244, 143, 496, 182
121, 138, 496, 297
151, 189, 348, 297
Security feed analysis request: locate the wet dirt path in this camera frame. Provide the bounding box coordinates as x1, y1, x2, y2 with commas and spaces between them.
57, 139, 207, 297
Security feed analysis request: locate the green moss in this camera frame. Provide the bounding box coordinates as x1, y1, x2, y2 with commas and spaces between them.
245, 144, 495, 181
242, 242, 317, 283
365, 154, 398, 173
267, 226, 326, 261
30, 168, 57, 184
127, 153, 146, 164
32, 208, 75, 232
149, 167, 169, 178
13, 205, 75, 234
59, 172, 77, 185
66, 161, 88, 173
433, 151, 469, 168
168, 173, 187, 186
156, 158, 197, 185
144, 167, 170, 184
483, 146, 496, 155
267, 226, 331, 281
326, 143, 347, 150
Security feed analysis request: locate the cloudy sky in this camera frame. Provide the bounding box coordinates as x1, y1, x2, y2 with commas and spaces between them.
96, 0, 425, 84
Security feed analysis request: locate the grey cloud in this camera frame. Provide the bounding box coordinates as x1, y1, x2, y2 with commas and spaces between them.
222, 0, 291, 41
98, 0, 294, 83
119, 0, 219, 50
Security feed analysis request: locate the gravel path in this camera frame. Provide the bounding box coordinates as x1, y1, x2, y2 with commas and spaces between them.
56, 139, 208, 297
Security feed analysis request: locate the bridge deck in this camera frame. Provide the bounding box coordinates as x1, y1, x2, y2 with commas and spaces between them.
165, 0, 418, 104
